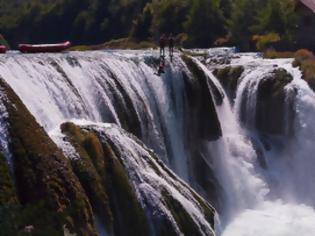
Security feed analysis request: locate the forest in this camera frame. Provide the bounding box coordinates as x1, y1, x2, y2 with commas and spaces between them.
0, 0, 312, 51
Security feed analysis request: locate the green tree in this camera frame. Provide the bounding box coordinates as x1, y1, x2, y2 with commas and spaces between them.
251, 0, 297, 48
227, 0, 262, 51
184, 0, 225, 48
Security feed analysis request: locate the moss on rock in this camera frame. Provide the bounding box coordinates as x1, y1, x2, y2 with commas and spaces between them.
162, 189, 201, 235
100, 139, 150, 236
0, 152, 17, 205
60, 122, 113, 230
61, 122, 149, 236
0, 80, 97, 236
181, 55, 222, 141
256, 68, 295, 135
213, 66, 244, 101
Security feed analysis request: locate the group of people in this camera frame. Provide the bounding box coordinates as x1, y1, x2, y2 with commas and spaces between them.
156, 34, 175, 76
159, 33, 175, 58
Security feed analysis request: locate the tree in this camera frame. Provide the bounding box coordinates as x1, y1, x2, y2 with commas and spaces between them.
184, 0, 225, 48
251, 0, 298, 49
227, 0, 262, 51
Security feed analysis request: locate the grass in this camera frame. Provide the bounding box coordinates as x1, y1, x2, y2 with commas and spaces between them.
263, 49, 294, 59
69, 38, 157, 51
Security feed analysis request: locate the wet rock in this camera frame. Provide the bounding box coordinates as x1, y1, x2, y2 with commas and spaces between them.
61, 122, 216, 236
181, 55, 222, 141
0, 80, 97, 236
213, 66, 244, 102
256, 68, 296, 136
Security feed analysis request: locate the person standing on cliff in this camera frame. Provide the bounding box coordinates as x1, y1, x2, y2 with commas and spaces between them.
168, 33, 175, 57
159, 34, 167, 57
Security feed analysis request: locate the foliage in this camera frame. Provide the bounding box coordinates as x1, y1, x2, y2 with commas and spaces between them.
264, 49, 294, 59
184, 0, 224, 48
253, 32, 281, 51
213, 66, 244, 100
0, 0, 314, 50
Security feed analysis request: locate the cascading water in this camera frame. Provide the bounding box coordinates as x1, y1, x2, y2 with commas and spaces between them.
0, 51, 190, 181
212, 52, 315, 235
2, 49, 315, 235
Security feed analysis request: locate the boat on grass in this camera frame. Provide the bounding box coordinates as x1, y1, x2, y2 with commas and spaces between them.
19, 41, 71, 53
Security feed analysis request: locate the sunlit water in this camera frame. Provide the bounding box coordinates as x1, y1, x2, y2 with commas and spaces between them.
1, 50, 315, 235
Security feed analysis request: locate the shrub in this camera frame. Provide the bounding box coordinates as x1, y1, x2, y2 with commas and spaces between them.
264, 49, 294, 59
253, 32, 280, 51
293, 49, 314, 67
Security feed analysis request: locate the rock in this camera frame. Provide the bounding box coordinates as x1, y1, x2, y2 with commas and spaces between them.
181, 55, 222, 141
60, 122, 216, 236
0, 79, 98, 236
256, 68, 295, 136
213, 66, 244, 102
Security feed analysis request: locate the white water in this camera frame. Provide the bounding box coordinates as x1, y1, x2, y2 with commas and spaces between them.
2, 50, 315, 235
0, 51, 190, 181
209, 52, 315, 235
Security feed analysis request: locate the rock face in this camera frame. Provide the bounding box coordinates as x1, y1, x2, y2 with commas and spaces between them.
0, 79, 97, 236
58, 121, 216, 236
213, 66, 244, 102
181, 55, 224, 210
182, 55, 222, 140
255, 69, 295, 136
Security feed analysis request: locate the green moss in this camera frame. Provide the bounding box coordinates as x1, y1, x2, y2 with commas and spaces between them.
102, 140, 149, 236
181, 55, 222, 140
61, 122, 149, 235
0, 80, 97, 236
61, 122, 113, 228
68, 38, 157, 51
103, 72, 143, 138
162, 189, 201, 235
213, 66, 244, 101
256, 68, 295, 135
0, 202, 68, 236
0, 152, 17, 205
258, 68, 293, 99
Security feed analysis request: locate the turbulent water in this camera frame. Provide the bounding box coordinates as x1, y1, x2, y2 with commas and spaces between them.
1, 49, 315, 235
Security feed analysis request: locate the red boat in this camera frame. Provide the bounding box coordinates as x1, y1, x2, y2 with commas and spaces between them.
18, 41, 71, 53
0, 45, 7, 53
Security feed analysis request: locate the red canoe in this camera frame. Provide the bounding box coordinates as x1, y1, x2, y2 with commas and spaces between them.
0, 45, 7, 53
19, 41, 71, 53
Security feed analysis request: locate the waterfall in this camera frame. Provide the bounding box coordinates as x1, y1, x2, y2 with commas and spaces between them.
211, 52, 315, 235
3, 49, 315, 235
194, 59, 269, 219
0, 51, 190, 181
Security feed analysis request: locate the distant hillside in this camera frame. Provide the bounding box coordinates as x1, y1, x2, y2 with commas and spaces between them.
1, 0, 315, 51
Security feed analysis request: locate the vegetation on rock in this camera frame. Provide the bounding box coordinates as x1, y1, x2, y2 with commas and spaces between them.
61, 122, 149, 236
255, 68, 295, 136
213, 65, 244, 101
0, 79, 97, 236
182, 55, 222, 140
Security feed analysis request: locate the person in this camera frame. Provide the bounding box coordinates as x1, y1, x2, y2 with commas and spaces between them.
155, 57, 165, 76
168, 33, 175, 57
159, 34, 167, 57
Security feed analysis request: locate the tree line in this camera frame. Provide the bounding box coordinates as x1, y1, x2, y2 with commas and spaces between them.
0, 0, 310, 51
